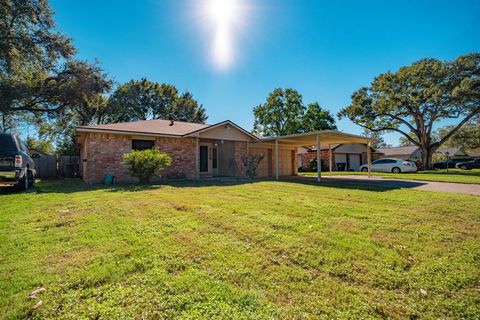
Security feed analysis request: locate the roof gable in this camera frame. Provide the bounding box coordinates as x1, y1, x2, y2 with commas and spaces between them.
184, 120, 258, 141
377, 146, 420, 156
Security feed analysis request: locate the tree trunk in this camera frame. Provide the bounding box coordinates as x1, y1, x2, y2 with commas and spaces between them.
421, 146, 433, 170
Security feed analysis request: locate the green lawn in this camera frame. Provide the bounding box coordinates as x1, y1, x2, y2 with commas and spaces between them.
301, 169, 480, 184
1, 179, 479, 319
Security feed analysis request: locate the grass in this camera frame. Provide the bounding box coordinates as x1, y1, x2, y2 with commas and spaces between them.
301, 169, 480, 184
1, 179, 479, 319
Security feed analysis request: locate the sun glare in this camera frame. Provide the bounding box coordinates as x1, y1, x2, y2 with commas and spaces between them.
207, 0, 240, 25
196, 0, 250, 71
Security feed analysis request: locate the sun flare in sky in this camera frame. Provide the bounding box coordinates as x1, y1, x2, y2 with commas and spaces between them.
196, 0, 252, 71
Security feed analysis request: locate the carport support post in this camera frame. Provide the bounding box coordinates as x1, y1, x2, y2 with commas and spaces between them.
316, 134, 321, 182
367, 142, 372, 178
329, 144, 333, 174
275, 139, 279, 180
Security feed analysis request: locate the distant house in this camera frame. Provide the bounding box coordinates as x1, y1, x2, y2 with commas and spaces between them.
376, 146, 422, 161
435, 147, 470, 159
298, 143, 379, 171
376, 145, 473, 162
466, 148, 480, 159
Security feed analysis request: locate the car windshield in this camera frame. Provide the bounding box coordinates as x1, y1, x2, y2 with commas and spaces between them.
0, 134, 17, 152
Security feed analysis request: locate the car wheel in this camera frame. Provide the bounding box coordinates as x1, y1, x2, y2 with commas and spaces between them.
28, 171, 35, 188
392, 167, 401, 174
361, 167, 368, 172
15, 172, 29, 191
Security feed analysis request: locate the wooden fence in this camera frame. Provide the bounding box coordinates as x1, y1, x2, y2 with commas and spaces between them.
33, 156, 81, 178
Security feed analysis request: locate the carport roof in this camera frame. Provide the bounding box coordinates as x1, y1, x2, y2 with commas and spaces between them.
260, 130, 371, 146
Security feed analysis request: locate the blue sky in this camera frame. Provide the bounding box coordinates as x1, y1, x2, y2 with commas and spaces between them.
51, 0, 480, 145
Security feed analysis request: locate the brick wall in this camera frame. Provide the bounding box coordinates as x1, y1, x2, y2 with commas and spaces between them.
300, 150, 331, 167
81, 133, 197, 183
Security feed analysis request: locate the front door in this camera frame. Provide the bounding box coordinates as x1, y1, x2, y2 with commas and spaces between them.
199, 143, 213, 176
200, 145, 209, 173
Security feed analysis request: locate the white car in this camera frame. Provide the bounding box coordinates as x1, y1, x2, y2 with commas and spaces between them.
359, 158, 417, 173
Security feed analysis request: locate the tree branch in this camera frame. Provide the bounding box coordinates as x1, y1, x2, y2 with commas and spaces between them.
354, 122, 419, 146
432, 107, 480, 149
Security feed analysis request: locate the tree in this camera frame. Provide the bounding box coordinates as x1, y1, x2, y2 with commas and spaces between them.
253, 88, 336, 136
105, 79, 208, 124
26, 137, 53, 154
122, 148, 173, 183
361, 128, 390, 148
31, 60, 112, 155
1, 0, 76, 118
303, 102, 337, 132
339, 53, 480, 169
0, 0, 75, 74
437, 116, 480, 150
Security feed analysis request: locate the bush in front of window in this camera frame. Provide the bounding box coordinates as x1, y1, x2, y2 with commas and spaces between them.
122, 148, 172, 183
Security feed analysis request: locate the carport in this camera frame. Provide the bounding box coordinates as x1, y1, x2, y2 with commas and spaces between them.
261, 130, 372, 182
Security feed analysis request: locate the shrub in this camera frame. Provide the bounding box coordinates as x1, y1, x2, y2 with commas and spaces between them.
242, 154, 265, 179
122, 148, 172, 183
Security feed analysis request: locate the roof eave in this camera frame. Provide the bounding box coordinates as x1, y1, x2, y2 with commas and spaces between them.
76, 127, 184, 138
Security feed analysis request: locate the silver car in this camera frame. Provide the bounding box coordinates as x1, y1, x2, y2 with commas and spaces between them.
359, 158, 417, 173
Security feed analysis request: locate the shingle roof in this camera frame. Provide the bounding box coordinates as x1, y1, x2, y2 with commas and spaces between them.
376, 146, 420, 156
435, 147, 467, 156
77, 119, 210, 136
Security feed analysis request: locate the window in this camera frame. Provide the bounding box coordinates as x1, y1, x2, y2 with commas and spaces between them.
372, 160, 384, 165
212, 148, 218, 169
132, 139, 155, 151
0, 135, 17, 152
384, 159, 397, 164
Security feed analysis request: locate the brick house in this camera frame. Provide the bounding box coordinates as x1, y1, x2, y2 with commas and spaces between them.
298, 144, 381, 171
77, 119, 298, 183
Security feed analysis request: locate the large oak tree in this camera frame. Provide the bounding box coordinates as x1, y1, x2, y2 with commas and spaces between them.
0, 0, 112, 135
253, 88, 336, 136
104, 79, 208, 124
339, 53, 480, 168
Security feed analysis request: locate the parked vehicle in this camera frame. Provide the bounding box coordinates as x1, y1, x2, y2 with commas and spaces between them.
433, 158, 473, 169
359, 158, 417, 173
0, 132, 37, 191
456, 159, 480, 170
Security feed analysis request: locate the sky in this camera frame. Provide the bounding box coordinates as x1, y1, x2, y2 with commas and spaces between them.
50, 0, 480, 145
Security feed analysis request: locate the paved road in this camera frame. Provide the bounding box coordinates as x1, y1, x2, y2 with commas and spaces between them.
313, 175, 480, 196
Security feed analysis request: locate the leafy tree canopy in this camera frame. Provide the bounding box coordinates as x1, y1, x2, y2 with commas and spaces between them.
437, 116, 480, 150
105, 79, 208, 124
339, 53, 480, 168
26, 136, 53, 154
253, 88, 336, 136
0, 0, 75, 74
361, 128, 390, 149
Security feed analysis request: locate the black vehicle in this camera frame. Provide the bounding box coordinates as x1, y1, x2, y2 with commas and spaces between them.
0, 132, 37, 191
456, 159, 480, 170
433, 158, 473, 169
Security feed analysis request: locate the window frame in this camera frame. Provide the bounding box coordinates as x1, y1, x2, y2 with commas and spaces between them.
131, 139, 155, 151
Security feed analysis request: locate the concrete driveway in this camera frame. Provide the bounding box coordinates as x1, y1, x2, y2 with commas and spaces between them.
314, 175, 480, 196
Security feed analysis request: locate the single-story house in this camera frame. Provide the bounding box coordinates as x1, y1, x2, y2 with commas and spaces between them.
298, 144, 380, 171
376, 146, 422, 161
435, 147, 470, 159
466, 148, 480, 159
77, 119, 372, 183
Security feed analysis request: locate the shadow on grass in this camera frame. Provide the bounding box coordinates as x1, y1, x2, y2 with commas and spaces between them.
0, 176, 429, 195
418, 170, 480, 177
